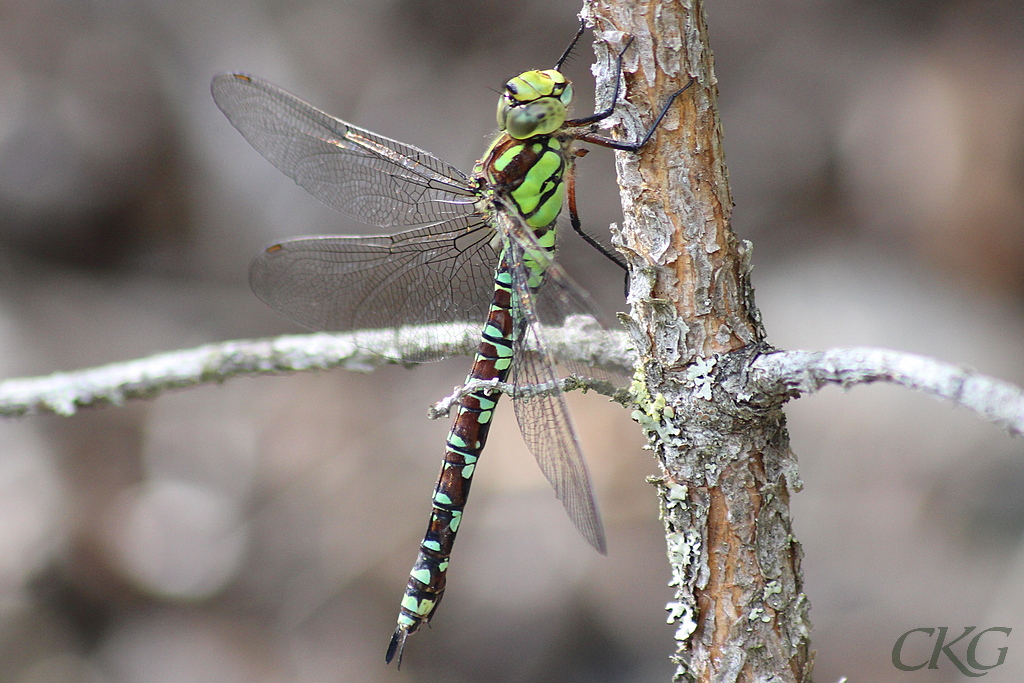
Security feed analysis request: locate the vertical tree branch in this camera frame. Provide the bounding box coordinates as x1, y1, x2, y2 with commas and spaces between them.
581, 1, 812, 681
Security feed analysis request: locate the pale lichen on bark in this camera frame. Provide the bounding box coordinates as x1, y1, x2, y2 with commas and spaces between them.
582, 0, 810, 680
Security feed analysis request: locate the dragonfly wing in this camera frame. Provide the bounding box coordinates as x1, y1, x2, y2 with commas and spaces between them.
212, 73, 478, 228
500, 215, 629, 384
530, 258, 631, 387
251, 216, 498, 361
501, 236, 607, 554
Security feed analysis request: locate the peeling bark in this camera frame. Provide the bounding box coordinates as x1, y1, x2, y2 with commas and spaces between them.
581, 0, 812, 680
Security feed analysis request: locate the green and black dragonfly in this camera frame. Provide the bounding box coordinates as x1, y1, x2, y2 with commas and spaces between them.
212, 25, 688, 665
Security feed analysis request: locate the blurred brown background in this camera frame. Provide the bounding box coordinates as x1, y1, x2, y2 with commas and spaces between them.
0, 0, 1022, 681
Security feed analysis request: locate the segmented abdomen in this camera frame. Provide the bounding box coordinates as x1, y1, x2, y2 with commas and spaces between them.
388, 132, 566, 665
387, 263, 516, 661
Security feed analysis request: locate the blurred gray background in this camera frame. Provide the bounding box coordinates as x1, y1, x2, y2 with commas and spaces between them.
0, 0, 1023, 681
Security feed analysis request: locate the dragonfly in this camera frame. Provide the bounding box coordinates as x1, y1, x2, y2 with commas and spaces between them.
212, 24, 689, 665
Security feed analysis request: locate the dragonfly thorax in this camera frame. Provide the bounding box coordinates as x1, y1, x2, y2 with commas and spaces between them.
477, 134, 568, 229
497, 69, 573, 140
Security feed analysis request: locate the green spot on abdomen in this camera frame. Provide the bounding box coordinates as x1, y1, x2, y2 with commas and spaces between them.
411, 568, 432, 585
535, 229, 556, 249
483, 323, 505, 340
401, 595, 435, 617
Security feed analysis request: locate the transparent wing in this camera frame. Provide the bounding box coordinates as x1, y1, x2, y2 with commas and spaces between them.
497, 218, 612, 554
211, 73, 478, 228
508, 215, 629, 384
531, 259, 630, 387
250, 216, 498, 361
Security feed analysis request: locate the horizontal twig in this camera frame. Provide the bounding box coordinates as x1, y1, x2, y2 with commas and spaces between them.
4, 330, 1022, 438
427, 375, 629, 420
752, 347, 1024, 436
0, 327, 472, 417
0, 321, 634, 418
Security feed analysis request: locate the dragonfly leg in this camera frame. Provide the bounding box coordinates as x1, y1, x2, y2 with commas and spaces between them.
565, 37, 636, 126
566, 152, 627, 273
574, 79, 695, 152
555, 18, 588, 71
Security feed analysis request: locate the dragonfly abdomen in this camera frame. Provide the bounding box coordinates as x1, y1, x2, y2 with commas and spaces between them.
388, 128, 567, 663
387, 265, 516, 664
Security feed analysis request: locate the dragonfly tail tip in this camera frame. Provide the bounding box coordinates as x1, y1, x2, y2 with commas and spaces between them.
385, 626, 408, 667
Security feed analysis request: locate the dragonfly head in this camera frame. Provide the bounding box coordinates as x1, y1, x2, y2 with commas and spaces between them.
497, 69, 573, 140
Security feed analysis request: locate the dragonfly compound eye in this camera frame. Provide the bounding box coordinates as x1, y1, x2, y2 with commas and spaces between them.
502, 98, 567, 139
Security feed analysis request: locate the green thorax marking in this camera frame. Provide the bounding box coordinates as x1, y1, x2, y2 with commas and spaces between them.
478, 135, 567, 230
